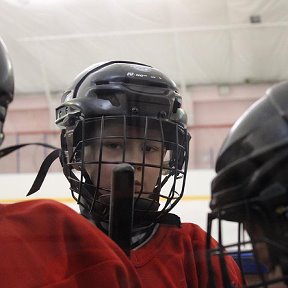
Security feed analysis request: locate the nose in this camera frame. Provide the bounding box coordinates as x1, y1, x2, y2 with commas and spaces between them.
133, 164, 145, 195
125, 151, 143, 185
124, 142, 142, 166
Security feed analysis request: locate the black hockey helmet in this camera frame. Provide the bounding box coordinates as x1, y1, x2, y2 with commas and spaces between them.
0, 39, 58, 171
207, 81, 288, 286
0, 38, 14, 145
56, 61, 190, 229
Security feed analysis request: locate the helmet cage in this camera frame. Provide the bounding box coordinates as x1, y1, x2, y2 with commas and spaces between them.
207, 210, 288, 288
61, 114, 189, 225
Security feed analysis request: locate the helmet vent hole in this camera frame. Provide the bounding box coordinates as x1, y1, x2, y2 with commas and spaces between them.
95, 80, 110, 85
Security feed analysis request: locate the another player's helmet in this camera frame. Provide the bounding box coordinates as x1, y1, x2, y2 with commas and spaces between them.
56, 61, 190, 229
0, 38, 14, 145
207, 81, 288, 287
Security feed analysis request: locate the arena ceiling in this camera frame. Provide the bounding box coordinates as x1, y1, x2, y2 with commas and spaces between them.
0, 0, 288, 94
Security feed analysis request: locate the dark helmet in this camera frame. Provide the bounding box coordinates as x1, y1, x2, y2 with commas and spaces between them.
0, 38, 14, 145
56, 61, 190, 231
207, 81, 288, 286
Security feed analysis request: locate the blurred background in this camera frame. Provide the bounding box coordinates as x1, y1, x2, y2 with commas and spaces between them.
0, 0, 287, 230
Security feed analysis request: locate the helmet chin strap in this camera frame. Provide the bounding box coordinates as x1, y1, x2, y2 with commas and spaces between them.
0, 142, 60, 197
80, 196, 181, 249
80, 194, 181, 230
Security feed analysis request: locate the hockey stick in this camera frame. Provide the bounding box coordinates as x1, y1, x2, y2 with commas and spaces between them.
109, 163, 135, 257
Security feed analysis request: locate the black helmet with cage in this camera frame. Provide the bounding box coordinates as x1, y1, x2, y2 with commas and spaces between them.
56, 61, 190, 236
207, 81, 288, 287
0, 38, 14, 145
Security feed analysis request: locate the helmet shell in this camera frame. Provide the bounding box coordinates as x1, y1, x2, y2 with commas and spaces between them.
211, 81, 288, 218
56, 61, 186, 127
0, 38, 14, 145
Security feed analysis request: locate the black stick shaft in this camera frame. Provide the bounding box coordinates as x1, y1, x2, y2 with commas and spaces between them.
109, 163, 135, 257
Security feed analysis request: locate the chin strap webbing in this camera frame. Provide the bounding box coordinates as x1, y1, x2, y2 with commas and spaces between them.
82, 207, 181, 228
26, 148, 61, 196
156, 212, 181, 227
134, 210, 181, 227
0, 142, 60, 196
0, 142, 58, 158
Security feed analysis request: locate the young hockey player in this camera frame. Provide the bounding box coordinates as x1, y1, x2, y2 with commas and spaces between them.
0, 40, 141, 288
52, 61, 242, 287
207, 81, 288, 287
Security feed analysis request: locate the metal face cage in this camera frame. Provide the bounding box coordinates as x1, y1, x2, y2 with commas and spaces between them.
62, 115, 190, 226
206, 209, 288, 288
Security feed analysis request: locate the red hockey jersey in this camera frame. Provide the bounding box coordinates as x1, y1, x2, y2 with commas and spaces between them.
0, 199, 141, 288
131, 223, 242, 287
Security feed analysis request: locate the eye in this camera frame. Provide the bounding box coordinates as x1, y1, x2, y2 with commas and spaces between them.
103, 141, 123, 150
144, 145, 154, 152
142, 143, 160, 153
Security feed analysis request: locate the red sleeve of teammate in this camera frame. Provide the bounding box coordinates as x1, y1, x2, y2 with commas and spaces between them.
0, 199, 141, 288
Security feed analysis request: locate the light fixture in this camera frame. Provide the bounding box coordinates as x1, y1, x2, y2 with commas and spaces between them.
250, 15, 262, 24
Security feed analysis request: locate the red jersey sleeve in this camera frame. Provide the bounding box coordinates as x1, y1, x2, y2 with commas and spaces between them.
0, 199, 141, 288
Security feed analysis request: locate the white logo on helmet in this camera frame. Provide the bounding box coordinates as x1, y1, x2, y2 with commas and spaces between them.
127, 71, 162, 80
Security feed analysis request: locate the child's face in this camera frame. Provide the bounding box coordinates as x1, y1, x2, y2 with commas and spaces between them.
84, 123, 166, 198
